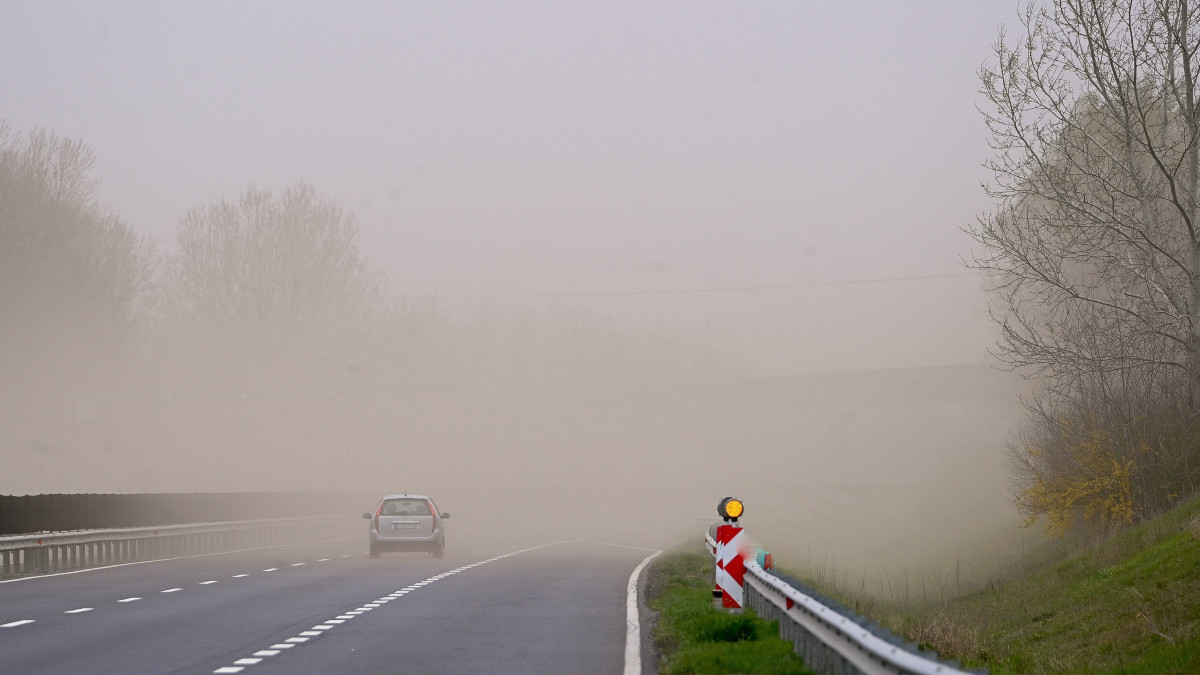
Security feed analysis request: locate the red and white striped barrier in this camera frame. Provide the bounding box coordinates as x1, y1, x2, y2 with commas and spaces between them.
714, 523, 747, 609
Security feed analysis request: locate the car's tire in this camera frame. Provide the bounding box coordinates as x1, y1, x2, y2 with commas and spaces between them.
369, 543, 380, 559
432, 542, 444, 559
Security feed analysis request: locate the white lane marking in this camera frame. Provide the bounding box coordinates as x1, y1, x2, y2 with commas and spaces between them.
326, 619, 345, 624
262, 568, 278, 572
0, 537, 357, 585
623, 549, 663, 675
65, 608, 93, 614
339, 554, 352, 558
232, 574, 249, 578
209, 538, 585, 674
290, 563, 306, 567
269, 644, 295, 649
213, 668, 243, 674
233, 658, 262, 665
117, 597, 140, 603
200, 580, 219, 585
1, 620, 35, 628
598, 541, 666, 553
253, 650, 280, 657
161, 588, 182, 593
317, 558, 330, 562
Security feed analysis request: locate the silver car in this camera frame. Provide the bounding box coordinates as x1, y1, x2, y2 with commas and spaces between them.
362, 494, 450, 558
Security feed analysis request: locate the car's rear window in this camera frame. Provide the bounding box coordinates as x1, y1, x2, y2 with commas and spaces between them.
380, 499, 432, 516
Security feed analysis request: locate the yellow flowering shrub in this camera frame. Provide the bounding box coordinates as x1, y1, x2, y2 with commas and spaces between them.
1016, 424, 1136, 536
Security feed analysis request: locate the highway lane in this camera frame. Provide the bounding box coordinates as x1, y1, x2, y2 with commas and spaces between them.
0, 506, 680, 674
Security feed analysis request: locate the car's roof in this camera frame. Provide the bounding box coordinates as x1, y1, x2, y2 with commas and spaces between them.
378, 494, 434, 501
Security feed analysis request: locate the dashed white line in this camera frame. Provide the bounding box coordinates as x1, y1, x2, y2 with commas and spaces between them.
210, 542, 570, 674
161, 588, 182, 593
117, 597, 141, 603
64, 608, 93, 614
232, 574, 249, 578
1, 620, 35, 628
200, 580, 219, 585
317, 558, 330, 562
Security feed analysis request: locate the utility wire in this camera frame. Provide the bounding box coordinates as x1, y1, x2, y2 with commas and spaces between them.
427, 271, 979, 301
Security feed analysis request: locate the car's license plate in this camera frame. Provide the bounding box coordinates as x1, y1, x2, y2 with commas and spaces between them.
392, 522, 418, 530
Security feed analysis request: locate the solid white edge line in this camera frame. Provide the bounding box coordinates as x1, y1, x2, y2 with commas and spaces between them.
624, 550, 663, 675
208, 536, 591, 674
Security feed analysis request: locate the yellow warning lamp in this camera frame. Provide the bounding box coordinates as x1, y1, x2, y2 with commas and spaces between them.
717, 496, 744, 522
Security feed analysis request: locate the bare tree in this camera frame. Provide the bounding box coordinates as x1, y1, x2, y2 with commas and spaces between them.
970, 1, 1200, 528
0, 122, 154, 379
161, 181, 385, 377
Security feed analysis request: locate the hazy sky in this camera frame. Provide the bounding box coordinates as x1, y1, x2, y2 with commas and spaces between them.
1, 0, 1020, 376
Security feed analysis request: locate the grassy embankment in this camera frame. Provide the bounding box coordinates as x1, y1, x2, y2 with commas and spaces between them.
648, 496, 1200, 673
849, 495, 1200, 673
646, 549, 811, 675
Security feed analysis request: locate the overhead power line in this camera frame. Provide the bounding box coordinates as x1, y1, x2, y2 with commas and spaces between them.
427, 272, 979, 301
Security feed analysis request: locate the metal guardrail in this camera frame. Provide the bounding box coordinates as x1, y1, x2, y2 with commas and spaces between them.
705, 532, 978, 675
0, 516, 355, 579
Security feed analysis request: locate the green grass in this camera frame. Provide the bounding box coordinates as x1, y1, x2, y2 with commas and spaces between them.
857, 495, 1200, 674
646, 549, 811, 675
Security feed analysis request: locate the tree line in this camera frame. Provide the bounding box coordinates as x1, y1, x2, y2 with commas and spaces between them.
972, 0, 1200, 534
0, 120, 735, 492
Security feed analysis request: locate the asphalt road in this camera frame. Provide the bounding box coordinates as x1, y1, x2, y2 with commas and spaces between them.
0, 505, 684, 674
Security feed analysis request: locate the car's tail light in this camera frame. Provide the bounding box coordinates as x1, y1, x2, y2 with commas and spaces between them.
373, 503, 383, 532
427, 500, 438, 531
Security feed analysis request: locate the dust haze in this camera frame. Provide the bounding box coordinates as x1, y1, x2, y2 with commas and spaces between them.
1, 1, 1035, 581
